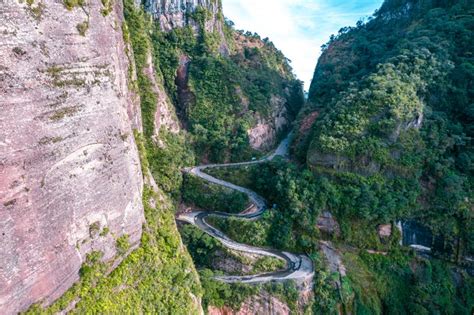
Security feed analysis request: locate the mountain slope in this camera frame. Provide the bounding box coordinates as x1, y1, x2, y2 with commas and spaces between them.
0, 0, 203, 313
0, 0, 304, 313
296, 0, 473, 260
0, 1, 145, 312
149, 0, 304, 163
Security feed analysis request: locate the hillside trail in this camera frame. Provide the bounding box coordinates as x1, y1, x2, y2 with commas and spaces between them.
178, 134, 314, 284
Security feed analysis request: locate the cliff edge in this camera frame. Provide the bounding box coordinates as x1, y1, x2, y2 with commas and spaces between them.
0, 0, 144, 312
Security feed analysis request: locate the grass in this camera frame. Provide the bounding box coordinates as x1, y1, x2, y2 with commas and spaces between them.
49, 106, 80, 121
76, 21, 88, 36
101, 0, 113, 16
115, 235, 129, 256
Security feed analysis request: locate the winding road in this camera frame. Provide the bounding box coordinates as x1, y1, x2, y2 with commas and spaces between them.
177, 134, 314, 284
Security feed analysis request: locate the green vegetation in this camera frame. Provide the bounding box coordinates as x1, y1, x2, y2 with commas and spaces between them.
76, 21, 88, 36
282, 0, 474, 312
25, 0, 44, 21
88, 222, 100, 237
115, 234, 129, 256
206, 165, 255, 187
199, 270, 300, 312
27, 187, 202, 314
206, 160, 322, 252
205, 154, 473, 313
49, 106, 81, 121
297, 0, 473, 262
124, 0, 194, 196
99, 226, 109, 237
100, 0, 113, 16
180, 223, 288, 310
180, 224, 284, 275
199, 269, 259, 310
149, 7, 304, 163
342, 251, 474, 314
206, 213, 272, 248
63, 0, 84, 10
182, 173, 249, 213
253, 256, 286, 274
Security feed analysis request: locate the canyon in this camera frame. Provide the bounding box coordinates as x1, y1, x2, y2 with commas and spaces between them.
1, 0, 472, 313
0, 0, 303, 312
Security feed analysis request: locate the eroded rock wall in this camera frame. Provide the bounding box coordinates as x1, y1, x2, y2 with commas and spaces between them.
0, 0, 144, 312
144, 0, 222, 32
247, 94, 290, 151
208, 293, 291, 315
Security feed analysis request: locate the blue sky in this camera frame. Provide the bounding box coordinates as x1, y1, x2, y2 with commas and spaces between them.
222, 0, 384, 90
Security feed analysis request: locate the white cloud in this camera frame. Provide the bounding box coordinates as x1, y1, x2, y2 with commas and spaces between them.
222, 0, 383, 90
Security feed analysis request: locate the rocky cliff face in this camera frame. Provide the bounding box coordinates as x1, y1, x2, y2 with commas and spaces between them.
0, 0, 144, 312
208, 293, 291, 315
144, 0, 222, 32
247, 95, 289, 151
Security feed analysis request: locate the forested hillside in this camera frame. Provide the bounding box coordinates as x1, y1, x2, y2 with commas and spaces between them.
152, 6, 304, 163
282, 0, 474, 312
16, 0, 305, 312
202, 0, 474, 313
296, 0, 473, 260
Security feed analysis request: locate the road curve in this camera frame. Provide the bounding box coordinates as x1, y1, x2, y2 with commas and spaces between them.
178, 134, 314, 284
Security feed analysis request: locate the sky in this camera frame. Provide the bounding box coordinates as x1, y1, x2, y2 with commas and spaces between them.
222, 0, 384, 90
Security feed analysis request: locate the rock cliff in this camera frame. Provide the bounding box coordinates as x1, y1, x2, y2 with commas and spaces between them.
144, 0, 222, 32
0, 0, 144, 312
142, 0, 302, 158
208, 293, 291, 315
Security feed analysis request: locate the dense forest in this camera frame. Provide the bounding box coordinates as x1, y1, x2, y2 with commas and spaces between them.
184, 0, 474, 313
299, 0, 474, 261
152, 6, 304, 164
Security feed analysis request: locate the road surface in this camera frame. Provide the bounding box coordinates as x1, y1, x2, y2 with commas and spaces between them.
178, 134, 314, 283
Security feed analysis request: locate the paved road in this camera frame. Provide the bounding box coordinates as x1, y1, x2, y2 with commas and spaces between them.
178, 134, 314, 284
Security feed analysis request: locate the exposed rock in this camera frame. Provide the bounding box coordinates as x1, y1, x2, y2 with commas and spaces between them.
176, 54, 195, 120
208, 292, 290, 315
212, 250, 253, 275
143, 49, 180, 138
248, 122, 275, 151
298, 111, 319, 134
308, 151, 350, 171
0, 1, 144, 312
320, 241, 346, 277
247, 95, 289, 151
211, 249, 285, 276
389, 111, 424, 143
317, 211, 341, 236
377, 224, 392, 238
144, 0, 223, 33
296, 277, 315, 311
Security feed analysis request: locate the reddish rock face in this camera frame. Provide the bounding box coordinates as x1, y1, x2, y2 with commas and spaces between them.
208, 293, 290, 315
378, 224, 392, 238
317, 211, 341, 236
0, 1, 144, 313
